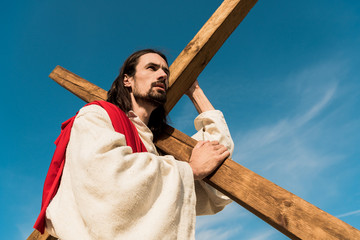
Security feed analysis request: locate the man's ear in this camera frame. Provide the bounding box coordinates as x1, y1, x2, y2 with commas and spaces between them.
123, 74, 132, 87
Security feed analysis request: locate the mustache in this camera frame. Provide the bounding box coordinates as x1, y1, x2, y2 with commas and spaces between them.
151, 81, 167, 91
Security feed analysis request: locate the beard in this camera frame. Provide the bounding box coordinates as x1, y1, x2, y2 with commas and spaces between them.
133, 82, 167, 107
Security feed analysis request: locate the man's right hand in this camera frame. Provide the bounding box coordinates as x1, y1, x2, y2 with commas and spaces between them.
189, 140, 230, 180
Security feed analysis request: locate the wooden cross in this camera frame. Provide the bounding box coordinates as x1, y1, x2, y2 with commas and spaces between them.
28, 0, 360, 239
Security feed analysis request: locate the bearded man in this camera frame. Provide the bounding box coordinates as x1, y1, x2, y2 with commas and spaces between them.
34, 49, 234, 239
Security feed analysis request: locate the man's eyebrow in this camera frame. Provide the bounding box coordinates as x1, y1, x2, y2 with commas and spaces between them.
146, 62, 170, 76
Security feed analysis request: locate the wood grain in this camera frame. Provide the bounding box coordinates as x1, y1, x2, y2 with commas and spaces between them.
165, 0, 258, 114
49, 66, 107, 102
42, 65, 360, 240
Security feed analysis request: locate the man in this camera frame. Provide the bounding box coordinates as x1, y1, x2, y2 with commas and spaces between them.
35, 49, 234, 239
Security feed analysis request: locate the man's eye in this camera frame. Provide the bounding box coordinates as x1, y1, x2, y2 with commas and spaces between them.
148, 66, 156, 70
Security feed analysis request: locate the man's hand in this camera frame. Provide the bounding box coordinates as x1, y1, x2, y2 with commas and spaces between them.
185, 80, 201, 97
189, 140, 230, 180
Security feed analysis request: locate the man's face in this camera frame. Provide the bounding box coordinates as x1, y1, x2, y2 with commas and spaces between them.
125, 53, 170, 107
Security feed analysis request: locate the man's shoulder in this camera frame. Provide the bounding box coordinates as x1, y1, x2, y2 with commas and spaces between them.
76, 104, 111, 122
76, 102, 133, 131
78, 104, 107, 114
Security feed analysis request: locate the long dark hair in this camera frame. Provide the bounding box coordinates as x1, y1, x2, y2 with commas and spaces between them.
107, 49, 168, 140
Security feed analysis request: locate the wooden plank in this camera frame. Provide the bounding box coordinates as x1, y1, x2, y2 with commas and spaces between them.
165, 0, 258, 113
47, 66, 360, 239
49, 66, 107, 102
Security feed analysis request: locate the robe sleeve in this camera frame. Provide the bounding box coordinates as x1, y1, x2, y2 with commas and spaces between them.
46, 105, 196, 239
191, 110, 234, 215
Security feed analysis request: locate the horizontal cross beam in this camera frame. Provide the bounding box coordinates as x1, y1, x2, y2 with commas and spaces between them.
31, 66, 359, 240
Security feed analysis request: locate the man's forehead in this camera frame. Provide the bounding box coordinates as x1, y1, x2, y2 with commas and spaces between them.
138, 53, 168, 67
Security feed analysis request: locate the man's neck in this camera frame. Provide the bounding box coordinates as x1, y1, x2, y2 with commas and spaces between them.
131, 97, 156, 125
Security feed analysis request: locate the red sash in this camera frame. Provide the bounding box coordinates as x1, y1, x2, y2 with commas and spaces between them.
34, 101, 147, 233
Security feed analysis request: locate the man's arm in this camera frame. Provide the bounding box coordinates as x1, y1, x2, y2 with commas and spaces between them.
186, 80, 215, 114
185, 80, 235, 215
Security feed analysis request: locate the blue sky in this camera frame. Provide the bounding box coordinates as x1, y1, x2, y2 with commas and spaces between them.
1, 0, 359, 239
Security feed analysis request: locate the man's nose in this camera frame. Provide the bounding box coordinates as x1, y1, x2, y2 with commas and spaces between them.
158, 69, 168, 81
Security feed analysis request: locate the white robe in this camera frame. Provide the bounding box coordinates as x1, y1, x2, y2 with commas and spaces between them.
45, 105, 234, 240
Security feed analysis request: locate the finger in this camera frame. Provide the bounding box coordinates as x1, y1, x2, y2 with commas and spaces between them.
213, 145, 222, 150
216, 147, 229, 158
195, 140, 208, 148
220, 150, 230, 160
213, 144, 227, 151
215, 144, 227, 152
194, 141, 203, 149
210, 140, 219, 145
202, 140, 213, 147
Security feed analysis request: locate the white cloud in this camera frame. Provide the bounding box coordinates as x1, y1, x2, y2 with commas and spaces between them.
196, 227, 240, 240
336, 209, 360, 218
196, 203, 246, 229
196, 203, 246, 239
196, 204, 288, 240
294, 84, 336, 127
232, 58, 348, 198
0, 168, 41, 240
247, 229, 276, 240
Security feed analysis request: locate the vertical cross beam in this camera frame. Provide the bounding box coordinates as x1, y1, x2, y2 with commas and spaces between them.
165, 0, 259, 113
